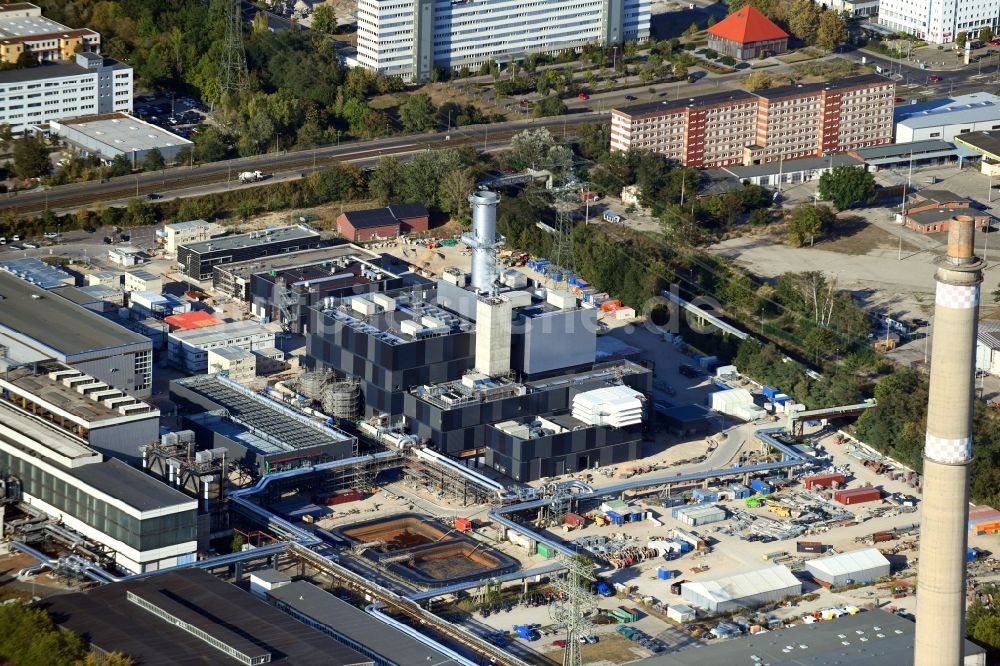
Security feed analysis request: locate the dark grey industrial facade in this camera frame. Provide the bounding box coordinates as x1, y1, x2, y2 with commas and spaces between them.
177, 225, 322, 280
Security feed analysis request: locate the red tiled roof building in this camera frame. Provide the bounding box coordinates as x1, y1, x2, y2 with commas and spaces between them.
707, 6, 788, 60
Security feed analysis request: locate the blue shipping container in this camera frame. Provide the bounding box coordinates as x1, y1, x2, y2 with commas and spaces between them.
762, 386, 779, 401
679, 542, 693, 553
750, 479, 774, 494
662, 496, 685, 508
657, 567, 672, 580
606, 511, 625, 526
692, 489, 717, 502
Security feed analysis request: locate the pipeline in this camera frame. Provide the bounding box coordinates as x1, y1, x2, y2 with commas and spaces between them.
366, 603, 477, 666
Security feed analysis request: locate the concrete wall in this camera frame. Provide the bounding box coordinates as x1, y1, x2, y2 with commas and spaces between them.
88, 418, 160, 465
516, 308, 597, 376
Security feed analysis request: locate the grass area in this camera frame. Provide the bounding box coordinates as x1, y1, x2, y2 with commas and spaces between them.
776, 50, 822, 64
580, 634, 651, 664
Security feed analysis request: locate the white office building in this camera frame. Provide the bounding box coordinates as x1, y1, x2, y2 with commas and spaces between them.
879, 0, 999, 43
0, 51, 131, 132
357, 0, 650, 80
168, 320, 276, 373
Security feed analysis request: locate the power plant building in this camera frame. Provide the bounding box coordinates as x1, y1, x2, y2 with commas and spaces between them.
306, 190, 651, 481
170, 374, 357, 475
177, 225, 322, 281
0, 272, 153, 397
0, 398, 196, 574
355, 0, 650, 82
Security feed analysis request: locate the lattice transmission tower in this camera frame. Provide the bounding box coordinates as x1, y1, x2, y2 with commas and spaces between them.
549, 555, 597, 666
217, 0, 249, 106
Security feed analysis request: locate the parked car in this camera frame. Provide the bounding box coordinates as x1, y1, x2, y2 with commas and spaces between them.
83, 225, 96, 233
103, 236, 113, 244
912, 318, 930, 327
0, 237, 5, 244
577, 92, 589, 100
43, 232, 58, 239
552, 640, 566, 648
625, 94, 637, 100
22, 242, 38, 249
8, 244, 21, 250
679, 364, 699, 378
929, 74, 941, 82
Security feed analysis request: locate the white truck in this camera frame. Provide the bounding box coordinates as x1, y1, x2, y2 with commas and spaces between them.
239, 170, 264, 184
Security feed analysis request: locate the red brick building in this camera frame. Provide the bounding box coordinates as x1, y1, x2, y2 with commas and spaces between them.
610, 75, 894, 168
903, 190, 990, 234
707, 6, 788, 60
336, 204, 430, 242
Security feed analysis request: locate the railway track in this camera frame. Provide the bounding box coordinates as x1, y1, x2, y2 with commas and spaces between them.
290, 543, 531, 666
0, 115, 601, 218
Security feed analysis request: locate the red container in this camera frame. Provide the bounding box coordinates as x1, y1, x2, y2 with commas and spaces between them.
835, 487, 881, 505
455, 517, 474, 532
803, 473, 845, 490
564, 513, 585, 528
872, 531, 894, 543
324, 489, 364, 506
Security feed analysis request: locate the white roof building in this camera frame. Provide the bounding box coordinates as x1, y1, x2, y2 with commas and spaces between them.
682, 565, 802, 613
804, 548, 891, 588
572, 385, 645, 428
51, 112, 191, 165
896, 93, 1000, 143
976, 321, 1000, 377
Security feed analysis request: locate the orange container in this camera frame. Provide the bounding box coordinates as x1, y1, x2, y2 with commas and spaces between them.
600, 300, 622, 312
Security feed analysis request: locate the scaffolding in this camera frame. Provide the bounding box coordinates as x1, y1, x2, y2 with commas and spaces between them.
403, 455, 499, 507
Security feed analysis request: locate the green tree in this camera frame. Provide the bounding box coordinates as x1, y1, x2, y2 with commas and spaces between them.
109, 153, 132, 177
685, 20, 699, 35
786, 202, 834, 246
230, 531, 245, 553
957, 32, 967, 48
818, 165, 876, 209
369, 155, 404, 205
311, 4, 337, 33
195, 127, 228, 163
174, 146, 193, 166
788, 0, 822, 43
236, 199, 256, 222
141, 147, 165, 172
575, 123, 611, 160
744, 71, 774, 91
510, 128, 555, 170
11, 134, 50, 179
438, 167, 475, 221
0, 603, 88, 666
980, 26, 995, 44
252, 11, 269, 34
816, 10, 849, 50
532, 95, 567, 118
400, 93, 438, 132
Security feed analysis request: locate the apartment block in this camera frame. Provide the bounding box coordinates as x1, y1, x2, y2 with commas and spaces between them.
0, 51, 132, 131
610, 75, 894, 168
356, 0, 650, 81
879, 0, 997, 42
0, 3, 100, 64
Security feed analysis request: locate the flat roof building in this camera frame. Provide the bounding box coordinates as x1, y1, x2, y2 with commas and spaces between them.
0, 256, 74, 288
178, 225, 322, 281
170, 374, 358, 475
0, 361, 159, 463
611, 75, 894, 168
0, 52, 130, 132
895, 92, 1000, 144
41, 569, 374, 666
0, 272, 152, 396
161, 218, 225, 256
0, 3, 100, 63
52, 112, 193, 166
849, 138, 979, 171
0, 397, 196, 573
167, 319, 275, 373
267, 580, 465, 666
632, 610, 986, 665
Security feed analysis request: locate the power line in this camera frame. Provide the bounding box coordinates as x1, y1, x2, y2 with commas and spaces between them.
218, 0, 250, 105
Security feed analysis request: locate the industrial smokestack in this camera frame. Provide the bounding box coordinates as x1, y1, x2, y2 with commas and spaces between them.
464, 191, 504, 293
914, 214, 983, 666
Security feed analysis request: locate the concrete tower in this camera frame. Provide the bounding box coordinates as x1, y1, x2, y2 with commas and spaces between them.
914, 214, 982, 666
464, 191, 504, 293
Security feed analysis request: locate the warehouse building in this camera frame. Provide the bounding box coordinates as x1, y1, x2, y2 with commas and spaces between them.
805, 548, 891, 588
681, 565, 801, 613
266, 579, 465, 666
167, 319, 275, 373
706, 5, 788, 60
177, 225, 322, 281
335, 204, 430, 242
0, 52, 130, 132
41, 569, 373, 666
170, 374, 357, 475
632, 610, 986, 666
249, 252, 409, 334
0, 361, 159, 464
51, 112, 191, 166
0, 398, 196, 573
0, 257, 74, 289
0, 272, 152, 397
161, 218, 225, 256
848, 139, 979, 172
901, 189, 989, 234
895, 92, 1000, 144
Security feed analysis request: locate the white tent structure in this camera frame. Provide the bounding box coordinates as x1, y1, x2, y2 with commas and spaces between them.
805, 548, 890, 588
571, 386, 644, 427
710, 387, 765, 421
682, 565, 801, 613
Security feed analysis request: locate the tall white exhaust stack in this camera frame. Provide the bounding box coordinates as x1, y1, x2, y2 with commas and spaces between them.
464, 191, 504, 293
914, 214, 982, 666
